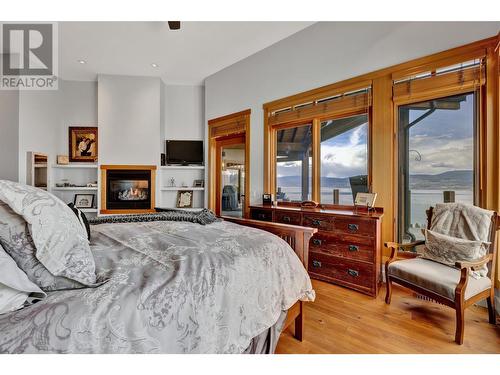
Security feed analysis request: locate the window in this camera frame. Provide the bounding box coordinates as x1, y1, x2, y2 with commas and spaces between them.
276, 124, 312, 202
320, 114, 369, 205
398, 92, 477, 242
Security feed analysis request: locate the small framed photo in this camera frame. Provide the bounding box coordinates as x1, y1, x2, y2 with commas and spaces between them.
69, 126, 98, 162
354, 192, 377, 208
176, 190, 193, 208
193, 179, 204, 188
74, 194, 95, 209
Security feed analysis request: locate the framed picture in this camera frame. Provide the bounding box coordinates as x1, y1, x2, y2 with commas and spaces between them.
69, 126, 98, 162
193, 179, 204, 188
176, 190, 193, 208
354, 192, 377, 208
74, 194, 95, 209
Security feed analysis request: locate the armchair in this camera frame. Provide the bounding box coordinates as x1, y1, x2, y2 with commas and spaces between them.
385, 205, 499, 345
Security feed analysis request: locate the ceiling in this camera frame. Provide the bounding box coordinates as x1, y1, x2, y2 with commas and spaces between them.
59, 22, 314, 85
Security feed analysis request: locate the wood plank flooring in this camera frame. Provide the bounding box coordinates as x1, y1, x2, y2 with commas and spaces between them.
276, 280, 500, 354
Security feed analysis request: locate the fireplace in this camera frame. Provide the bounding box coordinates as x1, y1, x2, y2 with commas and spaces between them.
100, 165, 156, 214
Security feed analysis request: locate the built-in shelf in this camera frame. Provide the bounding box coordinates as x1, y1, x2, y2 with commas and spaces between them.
34, 164, 48, 168
161, 187, 205, 191
80, 208, 98, 213
52, 164, 98, 169
160, 165, 205, 170
52, 186, 98, 191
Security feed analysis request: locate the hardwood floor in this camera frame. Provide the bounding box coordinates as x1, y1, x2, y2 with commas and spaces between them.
276, 280, 500, 354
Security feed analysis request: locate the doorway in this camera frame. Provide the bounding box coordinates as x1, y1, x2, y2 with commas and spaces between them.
216, 135, 246, 218
208, 109, 251, 218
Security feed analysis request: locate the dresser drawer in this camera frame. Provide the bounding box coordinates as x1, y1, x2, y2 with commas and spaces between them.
309, 234, 374, 263
302, 213, 335, 232
333, 216, 376, 237
308, 252, 374, 289
250, 208, 273, 222
275, 210, 302, 225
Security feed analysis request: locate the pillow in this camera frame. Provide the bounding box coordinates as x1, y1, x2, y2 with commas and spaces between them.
68, 203, 91, 240
0, 201, 86, 291
422, 229, 489, 278
0, 180, 97, 287
0, 243, 46, 314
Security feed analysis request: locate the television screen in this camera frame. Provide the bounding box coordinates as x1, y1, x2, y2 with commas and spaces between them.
166, 140, 204, 165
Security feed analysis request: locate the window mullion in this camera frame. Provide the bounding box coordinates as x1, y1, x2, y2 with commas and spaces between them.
312, 118, 321, 202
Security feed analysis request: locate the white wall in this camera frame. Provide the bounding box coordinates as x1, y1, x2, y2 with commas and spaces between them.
0, 90, 19, 181
98, 74, 161, 165
18, 80, 97, 184
204, 21, 500, 205
163, 84, 204, 143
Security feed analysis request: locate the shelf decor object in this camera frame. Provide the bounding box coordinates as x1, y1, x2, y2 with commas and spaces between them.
176, 190, 193, 208
57, 155, 69, 165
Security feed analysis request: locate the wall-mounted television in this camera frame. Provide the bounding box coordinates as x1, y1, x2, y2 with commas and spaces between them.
166, 140, 204, 165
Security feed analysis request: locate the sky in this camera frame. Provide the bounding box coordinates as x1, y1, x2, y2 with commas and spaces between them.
277, 93, 475, 179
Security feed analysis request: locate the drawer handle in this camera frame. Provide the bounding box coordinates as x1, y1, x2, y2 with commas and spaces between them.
282, 216, 291, 223
348, 223, 359, 232
312, 260, 322, 268
312, 219, 322, 226
312, 238, 323, 246
347, 269, 359, 277
348, 245, 359, 252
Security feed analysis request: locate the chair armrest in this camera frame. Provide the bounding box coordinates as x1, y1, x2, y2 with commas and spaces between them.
385, 240, 425, 252
385, 240, 425, 265
455, 254, 492, 270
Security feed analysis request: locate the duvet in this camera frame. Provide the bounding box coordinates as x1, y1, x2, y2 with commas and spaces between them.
0, 220, 314, 353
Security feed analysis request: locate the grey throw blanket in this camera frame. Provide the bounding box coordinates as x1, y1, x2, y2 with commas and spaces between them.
88, 208, 220, 226
430, 203, 494, 243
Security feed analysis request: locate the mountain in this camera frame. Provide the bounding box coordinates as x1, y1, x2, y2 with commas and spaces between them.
409, 170, 473, 190
277, 170, 473, 190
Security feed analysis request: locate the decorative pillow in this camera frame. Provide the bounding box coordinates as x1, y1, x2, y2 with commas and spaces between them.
422, 229, 488, 278
0, 180, 97, 286
0, 201, 86, 291
0, 243, 46, 314
67, 203, 91, 240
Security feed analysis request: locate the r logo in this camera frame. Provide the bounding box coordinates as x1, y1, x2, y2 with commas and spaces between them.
2, 23, 53, 76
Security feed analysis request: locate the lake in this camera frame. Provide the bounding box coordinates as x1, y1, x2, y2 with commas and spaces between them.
279, 187, 473, 227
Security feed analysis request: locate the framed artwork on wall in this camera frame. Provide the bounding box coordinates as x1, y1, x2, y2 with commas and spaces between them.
69, 126, 98, 162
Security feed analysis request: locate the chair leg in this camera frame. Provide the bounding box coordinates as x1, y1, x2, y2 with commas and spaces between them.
487, 295, 496, 324
455, 305, 465, 345
385, 276, 393, 304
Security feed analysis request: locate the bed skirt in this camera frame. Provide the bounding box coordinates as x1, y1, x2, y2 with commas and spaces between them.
243, 310, 288, 354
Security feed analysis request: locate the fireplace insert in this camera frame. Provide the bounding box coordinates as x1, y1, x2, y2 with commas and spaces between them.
106, 169, 152, 210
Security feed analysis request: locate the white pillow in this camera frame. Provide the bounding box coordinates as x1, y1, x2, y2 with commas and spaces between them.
0, 243, 45, 314
423, 229, 489, 278
0, 180, 97, 286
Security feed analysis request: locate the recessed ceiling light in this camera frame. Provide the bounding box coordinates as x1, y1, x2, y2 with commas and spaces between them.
77, 59, 86, 64
151, 63, 159, 68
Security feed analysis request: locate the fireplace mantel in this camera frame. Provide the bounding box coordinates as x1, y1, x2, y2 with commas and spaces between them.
100, 165, 157, 215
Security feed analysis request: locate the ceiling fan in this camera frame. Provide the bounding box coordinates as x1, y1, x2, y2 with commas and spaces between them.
168, 21, 181, 30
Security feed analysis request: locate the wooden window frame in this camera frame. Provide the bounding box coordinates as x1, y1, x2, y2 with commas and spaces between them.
394, 89, 482, 242
208, 109, 251, 218
263, 35, 499, 280
265, 85, 373, 204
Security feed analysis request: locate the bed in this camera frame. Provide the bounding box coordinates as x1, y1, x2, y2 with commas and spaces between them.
0, 181, 316, 354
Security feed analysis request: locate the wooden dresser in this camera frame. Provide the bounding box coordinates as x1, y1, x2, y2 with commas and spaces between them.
249, 204, 383, 297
